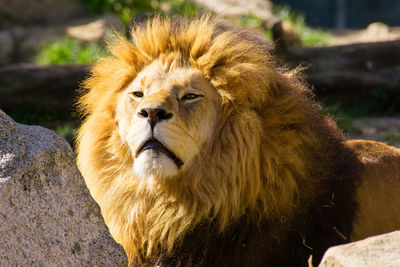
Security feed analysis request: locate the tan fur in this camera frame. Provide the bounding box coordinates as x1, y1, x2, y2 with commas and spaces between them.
76, 16, 400, 264
347, 140, 400, 241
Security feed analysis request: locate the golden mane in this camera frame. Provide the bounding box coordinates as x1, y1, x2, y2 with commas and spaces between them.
76, 16, 351, 264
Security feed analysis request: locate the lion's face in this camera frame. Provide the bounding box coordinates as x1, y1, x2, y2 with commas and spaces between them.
115, 59, 220, 179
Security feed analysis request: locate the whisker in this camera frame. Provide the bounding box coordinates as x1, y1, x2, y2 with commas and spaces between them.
180, 125, 215, 163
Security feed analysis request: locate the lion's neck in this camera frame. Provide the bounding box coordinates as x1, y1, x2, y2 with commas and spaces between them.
106, 177, 210, 262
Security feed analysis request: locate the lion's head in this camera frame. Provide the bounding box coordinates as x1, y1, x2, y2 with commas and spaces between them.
76, 16, 344, 263
116, 57, 219, 180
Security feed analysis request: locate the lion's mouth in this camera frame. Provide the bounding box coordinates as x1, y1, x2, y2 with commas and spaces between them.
137, 139, 183, 167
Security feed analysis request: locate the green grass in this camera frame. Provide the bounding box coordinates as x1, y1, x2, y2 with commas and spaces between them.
232, 13, 274, 42
234, 13, 263, 28
54, 124, 78, 145
35, 37, 106, 65
84, 0, 198, 23
168, 0, 198, 17
231, 7, 331, 47
273, 5, 332, 47
381, 132, 400, 145
322, 104, 357, 134
84, 0, 155, 23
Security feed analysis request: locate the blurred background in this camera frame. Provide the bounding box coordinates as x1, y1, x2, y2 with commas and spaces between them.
1, 0, 400, 146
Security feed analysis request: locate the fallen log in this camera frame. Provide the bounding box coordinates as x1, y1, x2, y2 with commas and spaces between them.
286, 40, 400, 73
0, 64, 89, 113
277, 40, 400, 101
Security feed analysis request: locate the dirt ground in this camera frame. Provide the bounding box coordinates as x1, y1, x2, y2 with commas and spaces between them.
349, 117, 400, 147
329, 23, 400, 45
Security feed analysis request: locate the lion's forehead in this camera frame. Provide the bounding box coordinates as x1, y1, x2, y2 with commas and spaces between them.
129, 60, 204, 96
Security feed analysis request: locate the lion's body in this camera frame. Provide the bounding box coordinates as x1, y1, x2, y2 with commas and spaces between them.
76, 16, 400, 267
348, 140, 400, 241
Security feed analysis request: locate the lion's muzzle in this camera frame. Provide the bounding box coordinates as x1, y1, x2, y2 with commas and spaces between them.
137, 138, 183, 167
138, 108, 173, 131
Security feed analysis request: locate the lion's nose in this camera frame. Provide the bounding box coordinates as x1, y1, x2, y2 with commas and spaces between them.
138, 108, 173, 130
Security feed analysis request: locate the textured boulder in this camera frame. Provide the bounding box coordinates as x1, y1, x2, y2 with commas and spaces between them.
0, 110, 127, 265
319, 230, 400, 267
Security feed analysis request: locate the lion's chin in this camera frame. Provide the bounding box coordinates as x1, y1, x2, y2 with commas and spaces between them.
133, 150, 179, 179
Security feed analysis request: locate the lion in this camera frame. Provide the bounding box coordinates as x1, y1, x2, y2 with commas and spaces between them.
76, 16, 400, 266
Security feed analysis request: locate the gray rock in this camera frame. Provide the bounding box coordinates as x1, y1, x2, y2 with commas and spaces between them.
319, 230, 400, 267
0, 110, 127, 266
66, 14, 123, 41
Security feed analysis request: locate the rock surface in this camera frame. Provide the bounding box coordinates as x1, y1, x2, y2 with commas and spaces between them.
66, 14, 123, 42
0, 110, 127, 266
319, 230, 400, 267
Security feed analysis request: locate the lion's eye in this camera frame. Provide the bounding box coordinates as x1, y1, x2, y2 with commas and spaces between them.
132, 91, 144, 98
181, 93, 201, 101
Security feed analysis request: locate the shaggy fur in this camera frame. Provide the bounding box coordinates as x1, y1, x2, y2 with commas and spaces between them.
77, 16, 364, 266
